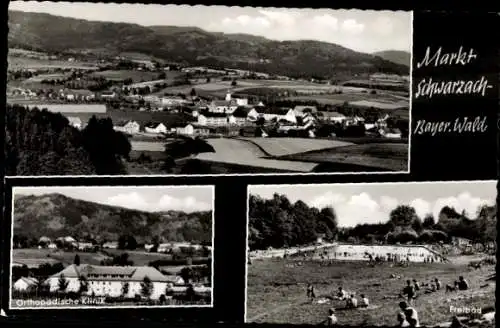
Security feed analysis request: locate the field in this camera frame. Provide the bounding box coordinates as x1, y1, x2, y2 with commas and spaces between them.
8, 56, 99, 70
280, 142, 409, 172
23, 73, 71, 83
13, 249, 111, 266
12, 248, 208, 268
130, 141, 165, 152
195, 138, 318, 172
238, 137, 353, 157
90, 70, 160, 82
246, 257, 496, 326
16, 103, 108, 113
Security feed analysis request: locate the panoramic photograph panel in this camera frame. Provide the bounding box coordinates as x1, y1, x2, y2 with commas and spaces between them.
7, 2, 411, 176
246, 181, 496, 327
10, 186, 214, 309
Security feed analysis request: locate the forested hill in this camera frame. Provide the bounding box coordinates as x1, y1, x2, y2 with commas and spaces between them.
13, 193, 213, 244
4, 104, 131, 176
373, 50, 411, 67
248, 193, 496, 251
8, 10, 408, 79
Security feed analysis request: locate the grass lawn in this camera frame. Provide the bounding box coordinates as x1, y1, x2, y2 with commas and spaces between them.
13, 248, 111, 266
246, 257, 496, 326
90, 70, 159, 82
280, 143, 409, 172
103, 249, 175, 266
8, 56, 98, 70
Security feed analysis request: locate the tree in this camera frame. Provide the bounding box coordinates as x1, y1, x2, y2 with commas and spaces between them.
180, 267, 193, 284
390, 205, 418, 227
140, 276, 153, 299
412, 217, 424, 234
231, 80, 237, 87
121, 282, 130, 298
423, 214, 436, 229
78, 276, 88, 294
58, 274, 69, 292
74, 254, 81, 266
190, 88, 197, 98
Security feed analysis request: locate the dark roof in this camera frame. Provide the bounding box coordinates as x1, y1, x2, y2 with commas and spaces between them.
232, 107, 251, 118
201, 112, 229, 118
257, 107, 291, 115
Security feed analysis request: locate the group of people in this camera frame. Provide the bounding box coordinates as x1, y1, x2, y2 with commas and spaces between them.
307, 285, 369, 309
320, 275, 470, 327
402, 278, 440, 303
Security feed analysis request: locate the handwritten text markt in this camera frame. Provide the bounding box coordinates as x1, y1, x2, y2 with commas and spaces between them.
414, 46, 493, 99
413, 46, 490, 136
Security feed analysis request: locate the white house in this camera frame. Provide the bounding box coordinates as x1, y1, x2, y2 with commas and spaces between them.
100, 91, 116, 99
103, 241, 118, 249
44, 264, 173, 300
197, 113, 229, 126
114, 121, 140, 134
207, 98, 238, 114
176, 124, 195, 136
145, 122, 167, 134
257, 108, 296, 124
293, 105, 318, 117
67, 116, 83, 130
77, 242, 94, 251
48, 243, 58, 249
14, 277, 39, 291
164, 275, 186, 287
321, 111, 347, 123
161, 96, 187, 107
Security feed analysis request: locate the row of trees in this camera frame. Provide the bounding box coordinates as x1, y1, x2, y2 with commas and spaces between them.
248, 193, 497, 251
5, 105, 131, 175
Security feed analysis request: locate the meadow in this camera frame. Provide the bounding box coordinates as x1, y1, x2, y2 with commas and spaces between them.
13, 248, 111, 266
8, 56, 99, 71
246, 257, 496, 326
280, 143, 409, 172
90, 70, 159, 82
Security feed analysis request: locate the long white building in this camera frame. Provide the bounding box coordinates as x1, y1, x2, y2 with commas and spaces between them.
315, 244, 446, 263
43, 264, 208, 300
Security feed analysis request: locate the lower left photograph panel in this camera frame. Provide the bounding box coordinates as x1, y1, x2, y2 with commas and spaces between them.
6, 185, 214, 310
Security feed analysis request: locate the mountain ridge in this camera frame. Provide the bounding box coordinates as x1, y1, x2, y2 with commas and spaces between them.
13, 193, 213, 244
8, 10, 409, 79
372, 50, 411, 67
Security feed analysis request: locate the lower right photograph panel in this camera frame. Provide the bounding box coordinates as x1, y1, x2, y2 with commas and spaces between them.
245, 181, 497, 327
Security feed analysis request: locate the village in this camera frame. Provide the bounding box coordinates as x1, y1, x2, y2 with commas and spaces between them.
11, 233, 213, 307
7, 46, 410, 174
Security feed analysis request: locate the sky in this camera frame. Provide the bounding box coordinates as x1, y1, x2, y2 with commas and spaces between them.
14, 186, 214, 213
249, 181, 497, 227
9, 1, 412, 53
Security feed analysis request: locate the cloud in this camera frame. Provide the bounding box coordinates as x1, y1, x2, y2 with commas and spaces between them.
258, 10, 301, 27
106, 192, 211, 212
309, 191, 492, 227
220, 15, 271, 29
341, 19, 365, 34
371, 16, 395, 36
311, 14, 339, 30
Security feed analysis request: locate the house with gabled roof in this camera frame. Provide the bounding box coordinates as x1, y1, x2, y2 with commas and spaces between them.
14, 277, 39, 291
44, 264, 173, 300
144, 122, 167, 134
